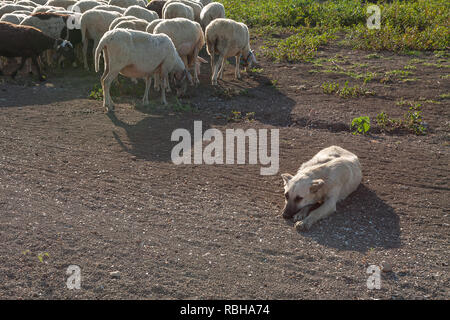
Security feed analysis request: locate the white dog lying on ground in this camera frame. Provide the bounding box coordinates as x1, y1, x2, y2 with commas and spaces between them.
281, 146, 362, 231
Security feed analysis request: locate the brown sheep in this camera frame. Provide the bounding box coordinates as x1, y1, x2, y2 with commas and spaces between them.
0, 21, 73, 80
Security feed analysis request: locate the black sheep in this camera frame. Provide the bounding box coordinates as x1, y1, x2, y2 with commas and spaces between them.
0, 21, 73, 81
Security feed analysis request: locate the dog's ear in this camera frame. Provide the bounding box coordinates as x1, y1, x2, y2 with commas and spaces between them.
310, 179, 325, 193
281, 173, 293, 185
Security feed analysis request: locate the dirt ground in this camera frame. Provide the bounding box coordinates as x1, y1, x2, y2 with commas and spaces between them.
0, 36, 449, 300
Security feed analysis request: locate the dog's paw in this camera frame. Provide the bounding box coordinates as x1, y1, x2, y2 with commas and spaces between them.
293, 207, 310, 222
294, 220, 311, 232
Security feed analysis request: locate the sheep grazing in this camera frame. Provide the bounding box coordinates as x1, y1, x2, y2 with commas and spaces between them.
108, 0, 145, 8
146, 0, 165, 19
20, 12, 80, 66
94, 29, 192, 110
113, 18, 148, 31
90, 5, 125, 14
0, 13, 29, 24
72, 0, 102, 13
80, 9, 122, 70
200, 2, 224, 30
144, 17, 162, 33
205, 18, 257, 85
153, 17, 204, 85
0, 5, 34, 18
163, 2, 193, 21
0, 21, 73, 80
45, 0, 78, 9
123, 5, 158, 23
162, 0, 202, 23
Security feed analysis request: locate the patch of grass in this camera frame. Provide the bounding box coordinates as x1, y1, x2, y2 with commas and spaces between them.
227, 110, 256, 122
365, 53, 381, 59
341, 0, 449, 52
321, 80, 373, 98
439, 93, 450, 99
171, 99, 196, 112
262, 28, 335, 62
249, 67, 264, 74
376, 104, 428, 135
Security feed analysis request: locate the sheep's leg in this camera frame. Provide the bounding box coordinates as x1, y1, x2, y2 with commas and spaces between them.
218, 58, 225, 79
46, 50, 53, 67
153, 75, 160, 91
143, 76, 151, 105
11, 57, 27, 79
160, 72, 168, 105
100, 48, 109, 85
82, 37, 89, 70
193, 47, 200, 85
165, 76, 171, 93
91, 39, 99, 71
103, 70, 119, 112
32, 56, 45, 82
235, 55, 241, 79
212, 55, 224, 85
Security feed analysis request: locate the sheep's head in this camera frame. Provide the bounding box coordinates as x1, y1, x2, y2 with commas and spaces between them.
172, 69, 193, 97
54, 39, 75, 63
241, 50, 257, 69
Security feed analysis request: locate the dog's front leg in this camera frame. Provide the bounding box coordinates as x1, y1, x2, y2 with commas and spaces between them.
295, 197, 337, 231
293, 205, 313, 222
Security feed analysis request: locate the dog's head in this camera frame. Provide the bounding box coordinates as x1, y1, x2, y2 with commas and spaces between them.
281, 173, 326, 219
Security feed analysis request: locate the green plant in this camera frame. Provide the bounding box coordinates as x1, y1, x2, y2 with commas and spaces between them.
228, 110, 256, 122
89, 84, 103, 101
404, 104, 427, 135
351, 116, 370, 135
321, 81, 339, 94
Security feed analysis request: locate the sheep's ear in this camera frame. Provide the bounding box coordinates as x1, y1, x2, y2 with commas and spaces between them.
251, 52, 258, 64
310, 179, 325, 193
281, 173, 293, 186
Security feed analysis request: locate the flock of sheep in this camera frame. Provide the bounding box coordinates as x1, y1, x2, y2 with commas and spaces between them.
0, 0, 258, 110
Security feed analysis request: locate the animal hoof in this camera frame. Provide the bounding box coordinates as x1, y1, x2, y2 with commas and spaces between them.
294, 221, 309, 232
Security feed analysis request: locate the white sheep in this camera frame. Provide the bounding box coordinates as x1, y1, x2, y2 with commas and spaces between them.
163, 2, 193, 21
21, 12, 66, 37
162, 0, 202, 22
113, 18, 148, 31
196, 0, 211, 6
144, 17, 161, 33
45, 0, 78, 9
72, 0, 102, 13
23, 0, 49, 5
199, 1, 224, 30
108, 15, 136, 30
90, 4, 125, 14
94, 29, 192, 109
15, 1, 38, 8
205, 18, 257, 85
108, 0, 145, 8
0, 12, 28, 24
0, 4, 34, 18
80, 9, 121, 69
123, 5, 158, 23
32, 5, 65, 13
153, 17, 204, 85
